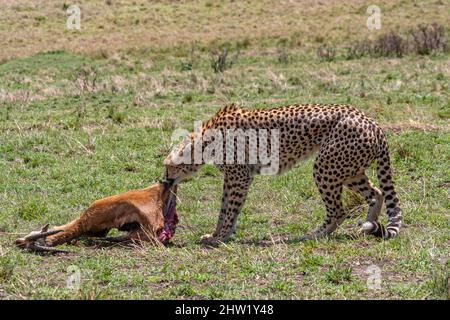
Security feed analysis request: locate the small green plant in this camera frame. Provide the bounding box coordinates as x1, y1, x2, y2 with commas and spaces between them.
429, 268, 449, 299
325, 266, 353, 284
72, 103, 86, 128
179, 61, 193, 71
34, 16, 46, 22
316, 45, 336, 62
170, 283, 196, 297
237, 38, 251, 50
345, 40, 372, 60
210, 45, 240, 73
107, 105, 126, 123
0, 257, 14, 283
179, 43, 198, 71
277, 47, 289, 64
18, 198, 48, 221
75, 65, 99, 93
182, 93, 193, 103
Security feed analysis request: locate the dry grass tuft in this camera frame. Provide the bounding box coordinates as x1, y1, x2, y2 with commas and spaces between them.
316, 45, 336, 61
210, 47, 240, 73
381, 120, 442, 133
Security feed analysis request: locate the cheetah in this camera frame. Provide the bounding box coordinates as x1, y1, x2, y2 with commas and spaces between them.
164, 104, 402, 246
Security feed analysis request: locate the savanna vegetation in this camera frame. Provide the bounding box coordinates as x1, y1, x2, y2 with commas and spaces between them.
0, 0, 448, 299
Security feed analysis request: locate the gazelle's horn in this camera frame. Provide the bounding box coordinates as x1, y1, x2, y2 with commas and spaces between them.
25, 229, 62, 242
28, 243, 69, 254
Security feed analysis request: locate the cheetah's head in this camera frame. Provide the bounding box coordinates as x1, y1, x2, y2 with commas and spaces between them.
163, 133, 203, 185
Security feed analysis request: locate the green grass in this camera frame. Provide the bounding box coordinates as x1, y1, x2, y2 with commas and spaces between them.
0, 1, 449, 300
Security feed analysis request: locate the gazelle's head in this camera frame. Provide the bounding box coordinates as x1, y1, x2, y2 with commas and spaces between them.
15, 224, 67, 254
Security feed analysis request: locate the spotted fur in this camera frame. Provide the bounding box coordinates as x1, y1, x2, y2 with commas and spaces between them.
164, 104, 402, 245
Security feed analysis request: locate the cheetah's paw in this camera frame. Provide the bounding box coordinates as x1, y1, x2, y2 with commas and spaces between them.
359, 221, 376, 235
200, 234, 220, 246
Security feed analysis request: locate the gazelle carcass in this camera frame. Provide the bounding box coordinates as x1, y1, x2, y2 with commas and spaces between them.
15, 183, 178, 253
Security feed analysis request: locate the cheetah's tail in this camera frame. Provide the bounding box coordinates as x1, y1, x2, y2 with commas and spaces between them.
362, 138, 402, 239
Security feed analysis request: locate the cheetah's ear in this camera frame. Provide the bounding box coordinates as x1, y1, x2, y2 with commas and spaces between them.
164, 145, 187, 166
163, 155, 174, 166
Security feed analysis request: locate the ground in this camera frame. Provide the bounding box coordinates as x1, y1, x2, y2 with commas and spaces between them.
0, 0, 449, 299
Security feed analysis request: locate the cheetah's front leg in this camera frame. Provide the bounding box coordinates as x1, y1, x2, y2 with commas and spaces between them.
200, 167, 253, 246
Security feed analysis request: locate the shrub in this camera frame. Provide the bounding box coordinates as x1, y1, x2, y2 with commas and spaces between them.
179, 43, 198, 71
316, 45, 336, 62
75, 65, 98, 93
210, 46, 240, 73
372, 31, 407, 58
277, 47, 289, 64
345, 40, 372, 60
410, 23, 448, 55
345, 23, 447, 60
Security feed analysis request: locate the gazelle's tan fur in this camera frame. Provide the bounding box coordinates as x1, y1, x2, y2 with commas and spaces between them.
16, 183, 177, 252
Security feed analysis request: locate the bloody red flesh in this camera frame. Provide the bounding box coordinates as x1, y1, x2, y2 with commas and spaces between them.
157, 186, 178, 243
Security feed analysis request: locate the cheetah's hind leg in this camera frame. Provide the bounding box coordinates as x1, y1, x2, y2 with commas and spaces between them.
299, 182, 346, 241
